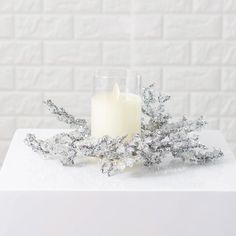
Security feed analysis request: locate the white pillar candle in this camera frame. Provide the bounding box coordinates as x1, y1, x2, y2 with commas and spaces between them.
91, 83, 141, 139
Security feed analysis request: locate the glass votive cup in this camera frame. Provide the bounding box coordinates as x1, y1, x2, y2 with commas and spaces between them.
91, 71, 142, 139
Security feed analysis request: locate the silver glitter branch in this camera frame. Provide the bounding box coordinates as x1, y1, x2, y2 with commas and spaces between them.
44, 100, 90, 136
25, 84, 223, 176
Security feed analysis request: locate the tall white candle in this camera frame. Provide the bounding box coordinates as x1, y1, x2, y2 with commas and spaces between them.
91, 83, 141, 139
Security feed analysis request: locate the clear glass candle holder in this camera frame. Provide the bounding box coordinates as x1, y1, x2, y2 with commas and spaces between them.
92, 70, 141, 95
91, 71, 142, 139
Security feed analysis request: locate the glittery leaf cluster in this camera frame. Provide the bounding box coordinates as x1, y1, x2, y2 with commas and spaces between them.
25, 84, 223, 176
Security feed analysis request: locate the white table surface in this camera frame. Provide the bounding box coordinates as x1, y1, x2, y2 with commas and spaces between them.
0, 129, 235, 191
0, 129, 236, 236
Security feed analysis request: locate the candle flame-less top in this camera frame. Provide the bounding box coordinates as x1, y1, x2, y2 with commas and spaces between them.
112, 83, 120, 100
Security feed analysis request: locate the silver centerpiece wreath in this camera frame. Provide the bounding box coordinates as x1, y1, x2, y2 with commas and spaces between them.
25, 84, 223, 176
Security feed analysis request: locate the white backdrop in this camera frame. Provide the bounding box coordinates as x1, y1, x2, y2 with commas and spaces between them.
0, 0, 236, 164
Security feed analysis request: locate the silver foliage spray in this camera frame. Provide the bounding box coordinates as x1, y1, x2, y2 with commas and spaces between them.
25, 84, 223, 176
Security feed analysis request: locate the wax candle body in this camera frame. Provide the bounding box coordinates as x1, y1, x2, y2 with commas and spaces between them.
91, 84, 141, 139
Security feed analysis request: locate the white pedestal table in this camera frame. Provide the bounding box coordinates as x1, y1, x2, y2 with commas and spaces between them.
0, 129, 236, 236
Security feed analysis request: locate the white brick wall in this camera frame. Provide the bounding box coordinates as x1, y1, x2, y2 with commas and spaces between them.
0, 0, 235, 164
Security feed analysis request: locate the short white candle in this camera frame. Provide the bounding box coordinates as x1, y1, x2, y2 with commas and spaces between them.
91, 83, 141, 139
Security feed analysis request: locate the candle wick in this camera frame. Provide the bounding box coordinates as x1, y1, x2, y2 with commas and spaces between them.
112, 83, 120, 100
